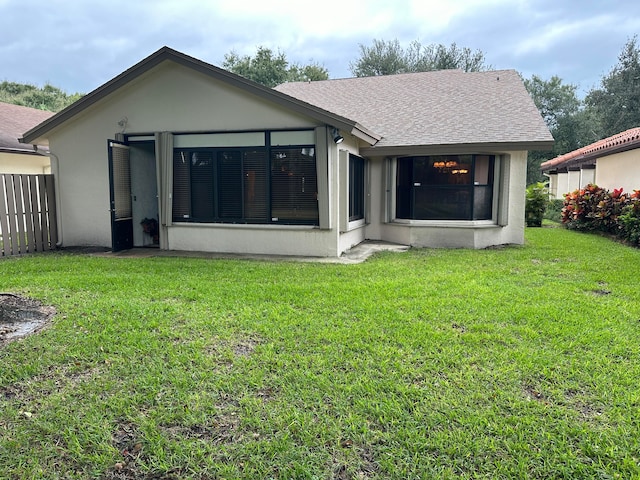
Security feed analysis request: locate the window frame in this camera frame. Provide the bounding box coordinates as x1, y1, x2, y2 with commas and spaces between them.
395, 154, 496, 222
348, 154, 366, 222
171, 130, 319, 226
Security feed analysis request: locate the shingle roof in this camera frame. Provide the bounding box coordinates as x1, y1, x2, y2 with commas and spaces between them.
0, 101, 53, 153
275, 69, 553, 152
541, 127, 640, 171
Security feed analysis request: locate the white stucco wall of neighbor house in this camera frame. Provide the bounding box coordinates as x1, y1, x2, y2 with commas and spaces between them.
0, 152, 50, 174
596, 149, 640, 193
567, 169, 581, 195
547, 173, 559, 199
580, 167, 596, 188
555, 171, 569, 199
45, 61, 346, 254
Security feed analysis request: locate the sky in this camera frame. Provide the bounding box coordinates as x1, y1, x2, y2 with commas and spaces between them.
1, 0, 639, 99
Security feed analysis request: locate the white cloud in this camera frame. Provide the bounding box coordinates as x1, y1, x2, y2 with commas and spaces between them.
0, 0, 638, 94
513, 14, 621, 56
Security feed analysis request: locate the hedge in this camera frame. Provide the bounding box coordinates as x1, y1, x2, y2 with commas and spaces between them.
561, 184, 640, 246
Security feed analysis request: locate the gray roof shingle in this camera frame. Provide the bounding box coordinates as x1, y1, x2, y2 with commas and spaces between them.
275, 69, 553, 150
0, 101, 53, 153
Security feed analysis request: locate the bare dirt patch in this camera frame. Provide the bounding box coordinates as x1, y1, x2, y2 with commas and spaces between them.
0, 293, 55, 345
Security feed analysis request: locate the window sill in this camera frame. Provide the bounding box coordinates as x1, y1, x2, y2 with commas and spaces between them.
390, 219, 499, 228
170, 222, 319, 231
346, 218, 366, 231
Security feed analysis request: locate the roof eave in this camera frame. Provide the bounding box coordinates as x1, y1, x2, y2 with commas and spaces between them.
0, 146, 46, 156
541, 139, 640, 172
360, 140, 554, 157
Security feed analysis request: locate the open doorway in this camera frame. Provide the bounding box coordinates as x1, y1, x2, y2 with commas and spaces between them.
129, 141, 159, 247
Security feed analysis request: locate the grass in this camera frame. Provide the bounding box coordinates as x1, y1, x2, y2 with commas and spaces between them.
1, 228, 639, 479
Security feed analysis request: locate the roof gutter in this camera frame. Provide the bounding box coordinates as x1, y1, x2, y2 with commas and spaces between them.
360, 140, 555, 157
33, 146, 63, 248
0, 147, 47, 155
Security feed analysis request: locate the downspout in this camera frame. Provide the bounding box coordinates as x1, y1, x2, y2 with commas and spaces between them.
33, 145, 63, 247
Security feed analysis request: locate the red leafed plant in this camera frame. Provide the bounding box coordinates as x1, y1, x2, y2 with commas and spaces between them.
561, 184, 630, 233
619, 189, 640, 246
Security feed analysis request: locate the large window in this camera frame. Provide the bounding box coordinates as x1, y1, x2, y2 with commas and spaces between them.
349, 154, 365, 221
172, 136, 318, 225
270, 147, 318, 223
396, 155, 494, 221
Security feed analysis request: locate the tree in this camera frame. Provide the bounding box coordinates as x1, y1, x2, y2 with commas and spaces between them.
350, 39, 491, 77
350, 39, 408, 77
523, 75, 594, 184
222, 46, 328, 87
524, 75, 580, 131
287, 64, 331, 83
0, 81, 82, 112
585, 35, 640, 137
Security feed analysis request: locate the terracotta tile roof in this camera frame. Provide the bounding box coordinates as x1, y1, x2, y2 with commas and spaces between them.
275, 69, 553, 150
541, 127, 640, 171
0, 101, 54, 153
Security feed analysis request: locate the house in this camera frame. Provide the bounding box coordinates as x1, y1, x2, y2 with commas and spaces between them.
0, 101, 54, 174
20, 47, 552, 256
541, 127, 640, 199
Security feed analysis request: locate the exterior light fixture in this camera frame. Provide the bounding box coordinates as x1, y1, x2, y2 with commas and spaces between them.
332, 128, 344, 144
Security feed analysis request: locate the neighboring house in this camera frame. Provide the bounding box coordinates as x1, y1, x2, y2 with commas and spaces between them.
20, 47, 552, 256
541, 127, 640, 199
0, 101, 54, 173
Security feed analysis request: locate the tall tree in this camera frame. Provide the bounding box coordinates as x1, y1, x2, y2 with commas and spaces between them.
524, 75, 580, 131
0, 81, 82, 112
350, 39, 408, 77
222, 47, 328, 87
585, 35, 640, 137
350, 39, 491, 77
523, 75, 592, 184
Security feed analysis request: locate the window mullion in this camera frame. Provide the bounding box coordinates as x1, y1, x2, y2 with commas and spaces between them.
212, 151, 219, 220
470, 154, 476, 220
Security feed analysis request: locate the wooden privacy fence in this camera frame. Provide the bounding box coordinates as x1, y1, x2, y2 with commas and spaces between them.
0, 174, 57, 256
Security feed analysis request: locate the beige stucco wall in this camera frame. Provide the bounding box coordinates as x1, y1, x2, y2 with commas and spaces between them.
0, 152, 50, 174
169, 224, 338, 257
595, 149, 640, 192
337, 138, 368, 254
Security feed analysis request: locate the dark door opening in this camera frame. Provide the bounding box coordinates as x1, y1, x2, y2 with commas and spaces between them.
108, 140, 133, 252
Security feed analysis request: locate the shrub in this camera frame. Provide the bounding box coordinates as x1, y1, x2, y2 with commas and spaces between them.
561, 184, 629, 233
544, 199, 564, 223
618, 190, 640, 246
525, 182, 548, 227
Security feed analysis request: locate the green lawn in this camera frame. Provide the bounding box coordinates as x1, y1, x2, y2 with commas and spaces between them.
1, 228, 639, 479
